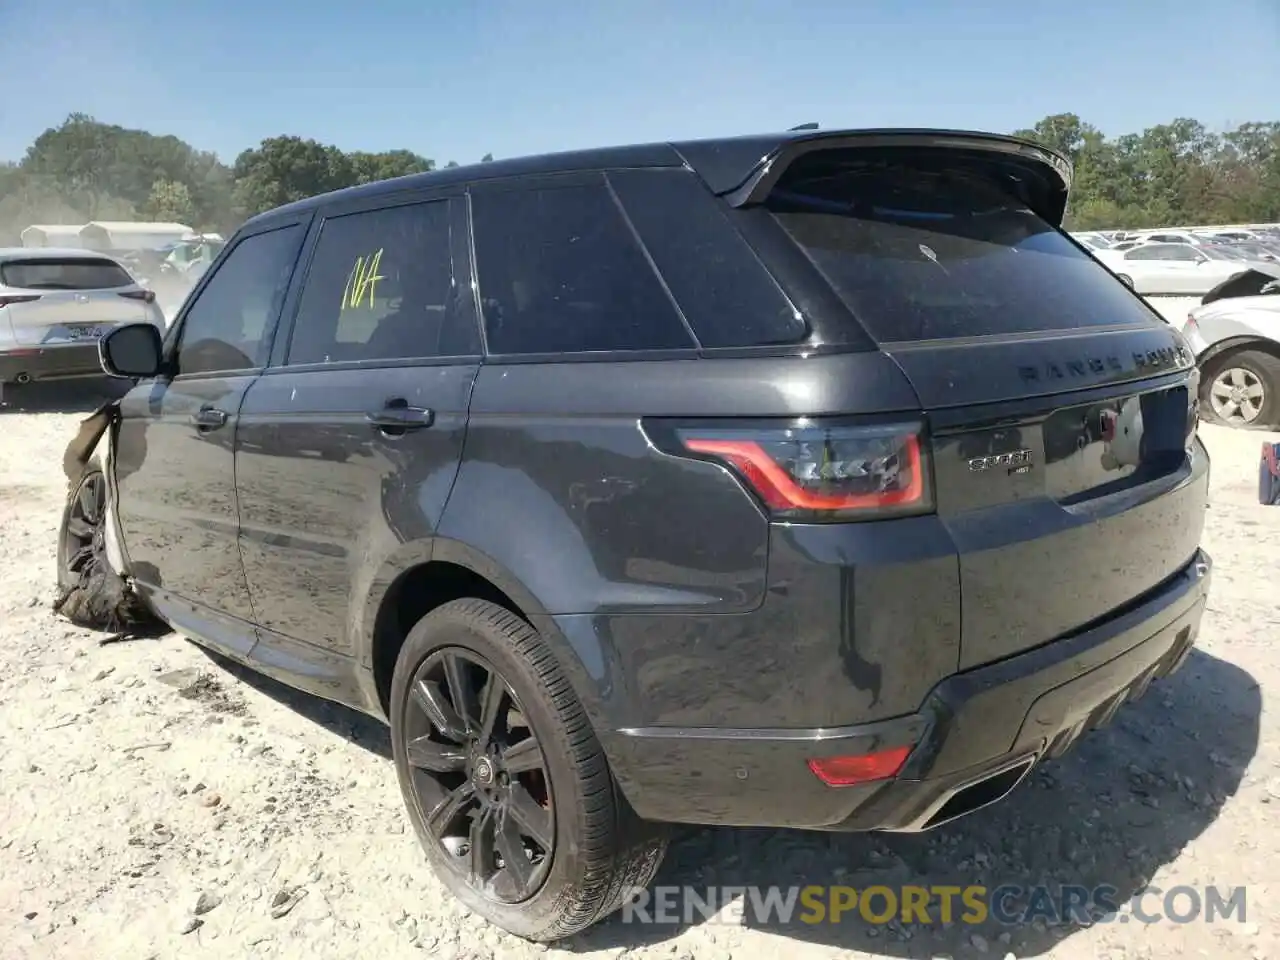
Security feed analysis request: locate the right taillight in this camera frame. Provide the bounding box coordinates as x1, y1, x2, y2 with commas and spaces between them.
649, 418, 933, 521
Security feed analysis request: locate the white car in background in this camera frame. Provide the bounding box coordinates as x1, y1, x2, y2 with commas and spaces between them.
0, 248, 167, 387
1093, 241, 1267, 295
1071, 231, 1113, 251
1180, 271, 1280, 427
1138, 230, 1205, 246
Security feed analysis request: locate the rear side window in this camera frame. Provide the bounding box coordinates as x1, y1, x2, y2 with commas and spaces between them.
766, 163, 1161, 343
609, 169, 805, 348
1, 258, 133, 290
471, 180, 694, 355
287, 200, 476, 365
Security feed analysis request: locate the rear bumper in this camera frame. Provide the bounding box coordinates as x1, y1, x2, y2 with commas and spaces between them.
606, 549, 1211, 830
0, 342, 104, 382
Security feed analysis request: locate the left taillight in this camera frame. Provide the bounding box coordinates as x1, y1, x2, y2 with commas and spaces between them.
119, 289, 156, 304
0, 294, 41, 308
648, 418, 933, 522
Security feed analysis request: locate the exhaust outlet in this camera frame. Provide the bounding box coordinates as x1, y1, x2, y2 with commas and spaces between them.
921, 757, 1036, 830
15, 372, 30, 384
889, 754, 1039, 833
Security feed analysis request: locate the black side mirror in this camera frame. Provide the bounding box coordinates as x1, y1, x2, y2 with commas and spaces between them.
100, 323, 164, 379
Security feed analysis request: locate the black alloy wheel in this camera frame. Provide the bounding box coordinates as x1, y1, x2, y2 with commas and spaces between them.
62, 470, 106, 581
403, 647, 554, 904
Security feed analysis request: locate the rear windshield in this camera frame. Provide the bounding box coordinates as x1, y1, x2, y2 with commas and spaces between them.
767, 164, 1162, 343
1, 258, 134, 291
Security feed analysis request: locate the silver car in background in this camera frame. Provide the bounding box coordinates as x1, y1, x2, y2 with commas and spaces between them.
0, 248, 167, 387
1180, 270, 1280, 428
1094, 242, 1274, 296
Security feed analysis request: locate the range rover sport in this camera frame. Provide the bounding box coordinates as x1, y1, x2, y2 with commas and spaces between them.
58, 128, 1212, 941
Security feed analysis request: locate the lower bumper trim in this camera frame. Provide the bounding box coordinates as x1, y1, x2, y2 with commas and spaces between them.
605, 549, 1210, 831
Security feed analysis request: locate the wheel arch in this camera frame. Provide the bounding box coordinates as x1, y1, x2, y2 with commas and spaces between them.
362, 537, 604, 723
1197, 335, 1280, 373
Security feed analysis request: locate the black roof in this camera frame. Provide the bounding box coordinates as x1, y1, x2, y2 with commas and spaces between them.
247, 128, 1073, 228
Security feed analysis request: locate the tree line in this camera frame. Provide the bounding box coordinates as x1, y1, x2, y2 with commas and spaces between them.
1, 111, 1277, 244
0, 113, 494, 244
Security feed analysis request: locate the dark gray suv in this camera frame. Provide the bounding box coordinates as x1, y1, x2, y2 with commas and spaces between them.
58, 128, 1212, 941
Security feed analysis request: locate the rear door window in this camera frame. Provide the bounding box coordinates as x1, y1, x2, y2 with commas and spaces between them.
1, 258, 133, 290
470, 179, 695, 355
765, 165, 1162, 343
287, 200, 477, 365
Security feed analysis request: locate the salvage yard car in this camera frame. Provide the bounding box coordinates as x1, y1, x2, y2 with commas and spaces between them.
57, 127, 1213, 941
1181, 269, 1280, 427
0, 247, 165, 388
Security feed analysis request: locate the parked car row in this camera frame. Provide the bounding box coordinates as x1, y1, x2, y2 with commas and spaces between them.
1072, 226, 1280, 262
1092, 242, 1279, 296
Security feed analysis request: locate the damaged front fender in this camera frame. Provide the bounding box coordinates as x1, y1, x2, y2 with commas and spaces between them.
58, 395, 133, 595
54, 390, 165, 636
62, 397, 119, 485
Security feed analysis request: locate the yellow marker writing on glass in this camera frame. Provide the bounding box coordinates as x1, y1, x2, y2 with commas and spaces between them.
341, 248, 385, 310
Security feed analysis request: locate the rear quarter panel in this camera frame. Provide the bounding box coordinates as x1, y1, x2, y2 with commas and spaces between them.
440, 352, 932, 732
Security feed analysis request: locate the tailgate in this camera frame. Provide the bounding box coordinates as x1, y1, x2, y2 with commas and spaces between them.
891, 327, 1204, 668
748, 144, 1208, 668
1, 256, 144, 345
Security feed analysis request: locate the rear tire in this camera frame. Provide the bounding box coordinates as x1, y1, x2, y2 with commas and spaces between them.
390, 598, 667, 941
1199, 349, 1280, 429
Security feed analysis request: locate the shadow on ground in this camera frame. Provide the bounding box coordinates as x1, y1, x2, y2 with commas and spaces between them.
171, 634, 1257, 959
568, 649, 1260, 959
0, 378, 131, 415
193, 644, 392, 759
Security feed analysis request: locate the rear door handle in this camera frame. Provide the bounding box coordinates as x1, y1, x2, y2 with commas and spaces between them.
190, 407, 228, 429
365, 399, 435, 432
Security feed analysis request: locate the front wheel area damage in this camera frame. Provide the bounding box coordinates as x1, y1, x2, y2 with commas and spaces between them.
53, 397, 168, 639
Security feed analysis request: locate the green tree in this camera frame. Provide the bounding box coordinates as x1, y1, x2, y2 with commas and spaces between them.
348, 149, 434, 185
231, 136, 356, 216
22, 114, 222, 221
143, 179, 197, 224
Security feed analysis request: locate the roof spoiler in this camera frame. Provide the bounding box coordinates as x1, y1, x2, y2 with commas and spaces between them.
674, 129, 1074, 227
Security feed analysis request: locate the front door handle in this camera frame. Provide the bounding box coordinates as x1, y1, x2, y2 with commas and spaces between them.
365, 398, 435, 432
190, 406, 228, 429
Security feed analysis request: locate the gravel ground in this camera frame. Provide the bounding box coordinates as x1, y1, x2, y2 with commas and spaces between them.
1, 378, 1277, 960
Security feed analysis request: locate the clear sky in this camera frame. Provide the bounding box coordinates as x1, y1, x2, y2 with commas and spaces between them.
2, 0, 1277, 165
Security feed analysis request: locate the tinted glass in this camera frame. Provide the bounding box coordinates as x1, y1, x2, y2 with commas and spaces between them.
1165, 245, 1203, 261
471, 180, 693, 355
609, 169, 805, 348
288, 200, 474, 364
1125, 246, 1168, 261
176, 226, 301, 376
1, 258, 133, 290
767, 167, 1161, 342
